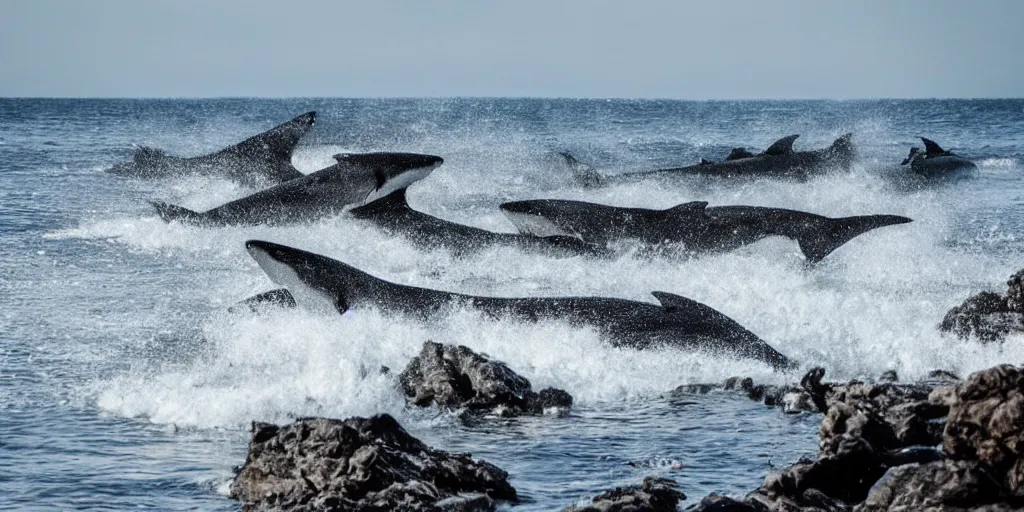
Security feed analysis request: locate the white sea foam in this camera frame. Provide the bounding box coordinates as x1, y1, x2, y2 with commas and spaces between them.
80, 150, 1024, 428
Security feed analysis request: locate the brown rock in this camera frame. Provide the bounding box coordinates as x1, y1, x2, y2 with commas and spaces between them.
944, 365, 1024, 494
857, 459, 1010, 511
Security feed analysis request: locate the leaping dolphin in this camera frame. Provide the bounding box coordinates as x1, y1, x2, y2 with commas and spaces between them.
151, 152, 443, 226
108, 111, 316, 186
900, 137, 977, 179
499, 199, 912, 263
244, 240, 795, 370
347, 188, 605, 258
562, 133, 855, 187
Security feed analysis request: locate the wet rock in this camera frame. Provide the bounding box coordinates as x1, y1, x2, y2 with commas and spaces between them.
1008, 268, 1024, 312
229, 414, 517, 512
687, 494, 766, 511
944, 364, 1024, 493
857, 459, 1014, 511
687, 364, 1024, 511
398, 342, 572, 417
877, 370, 898, 383
941, 268, 1024, 342
928, 369, 962, 382
562, 477, 686, 512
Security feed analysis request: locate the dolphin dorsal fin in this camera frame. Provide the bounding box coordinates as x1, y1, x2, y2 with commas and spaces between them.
919, 137, 946, 157
229, 111, 316, 161
651, 291, 700, 313
559, 151, 603, 188
762, 135, 799, 156
349, 188, 410, 218
663, 201, 708, 217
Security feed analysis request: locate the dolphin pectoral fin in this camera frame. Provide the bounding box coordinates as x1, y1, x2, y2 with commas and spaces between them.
231, 288, 297, 313
762, 135, 799, 156
150, 201, 202, 224
558, 151, 603, 187
919, 137, 947, 157
798, 214, 913, 263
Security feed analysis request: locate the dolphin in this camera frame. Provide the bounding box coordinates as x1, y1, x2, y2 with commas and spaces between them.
562, 133, 855, 187
108, 111, 316, 186
151, 152, 443, 226
900, 137, 977, 179
347, 188, 605, 258
499, 199, 912, 263
244, 240, 794, 370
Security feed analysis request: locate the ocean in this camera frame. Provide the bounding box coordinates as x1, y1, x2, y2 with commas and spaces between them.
1, 98, 1022, 510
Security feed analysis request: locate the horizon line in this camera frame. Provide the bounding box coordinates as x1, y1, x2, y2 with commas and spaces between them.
1, 95, 1022, 102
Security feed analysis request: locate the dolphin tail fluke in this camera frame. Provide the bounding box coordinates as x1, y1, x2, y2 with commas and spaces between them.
558, 151, 603, 188
223, 111, 317, 182
798, 214, 912, 263
151, 201, 202, 224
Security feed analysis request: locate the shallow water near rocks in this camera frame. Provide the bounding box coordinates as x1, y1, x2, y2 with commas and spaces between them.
1, 98, 1023, 510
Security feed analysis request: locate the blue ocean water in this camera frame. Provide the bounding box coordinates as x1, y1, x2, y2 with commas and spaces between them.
1, 98, 1022, 510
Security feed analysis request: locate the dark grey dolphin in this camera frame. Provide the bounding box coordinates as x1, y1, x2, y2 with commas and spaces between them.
347, 188, 605, 258
900, 137, 977, 179
499, 199, 912, 263
108, 111, 316, 186
151, 153, 443, 226
563, 133, 855, 187
244, 240, 794, 370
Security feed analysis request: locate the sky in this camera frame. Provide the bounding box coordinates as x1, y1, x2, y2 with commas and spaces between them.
0, 0, 1021, 99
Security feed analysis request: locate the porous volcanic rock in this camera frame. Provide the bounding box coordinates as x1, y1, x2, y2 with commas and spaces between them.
229, 414, 517, 511
399, 341, 572, 416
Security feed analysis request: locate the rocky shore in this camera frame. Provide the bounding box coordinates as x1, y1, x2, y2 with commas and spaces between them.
229, 340, 1024, 511
682, 365, 1024, 511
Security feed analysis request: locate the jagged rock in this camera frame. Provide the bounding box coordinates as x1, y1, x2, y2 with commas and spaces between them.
687, 494, 766, 511
398, 341, 573, 416
1007, 269, 1024, 312
941, 268, 1024, 342
562, 477, 686, 512
857, 459, 1014, 511
229, 414, 517, 512
944, 364, 1024, 494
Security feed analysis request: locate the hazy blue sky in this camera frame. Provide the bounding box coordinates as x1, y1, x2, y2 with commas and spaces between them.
1, 0, 1021, 98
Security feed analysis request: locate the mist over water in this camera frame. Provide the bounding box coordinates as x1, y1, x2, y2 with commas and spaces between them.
3, 98, 1023, 510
